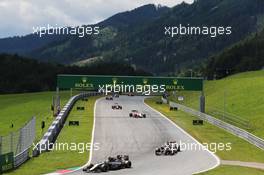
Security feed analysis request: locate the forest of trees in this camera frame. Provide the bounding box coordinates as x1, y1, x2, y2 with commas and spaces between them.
0, 54, 150, 93
203, 30, 264, 79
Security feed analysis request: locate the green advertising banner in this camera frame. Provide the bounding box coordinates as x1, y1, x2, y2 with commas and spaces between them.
0, 152, 14, 173
57, 74, 203, 91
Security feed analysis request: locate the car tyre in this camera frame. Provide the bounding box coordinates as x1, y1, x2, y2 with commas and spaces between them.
125, 161, 132, 168
101, 163, 109, 172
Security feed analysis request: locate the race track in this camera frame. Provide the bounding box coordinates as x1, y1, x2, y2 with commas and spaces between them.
70, 96, 219, 175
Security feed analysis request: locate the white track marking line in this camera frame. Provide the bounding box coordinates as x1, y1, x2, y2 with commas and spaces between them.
57, 98, 102, 175
143, 99, 220, 174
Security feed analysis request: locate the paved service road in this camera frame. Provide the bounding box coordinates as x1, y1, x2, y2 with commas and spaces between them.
70, 96, 219, 175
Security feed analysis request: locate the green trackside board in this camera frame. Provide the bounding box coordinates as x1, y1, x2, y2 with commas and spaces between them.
57, 74, 203, 91
0, 152, 14, 173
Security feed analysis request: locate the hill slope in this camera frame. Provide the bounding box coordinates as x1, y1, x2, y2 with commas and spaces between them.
0, 0, 264, 74
171, 70, 264, 138
0, 4, 169, 61
23, 0, 264, 73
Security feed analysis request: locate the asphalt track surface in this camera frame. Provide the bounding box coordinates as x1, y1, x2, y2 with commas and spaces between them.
70, 96, 219, 175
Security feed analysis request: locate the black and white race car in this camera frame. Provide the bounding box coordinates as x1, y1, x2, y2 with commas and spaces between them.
83, 155, 132, 173
106, 96, 113, 100
112, 103, 122, 110
155, 141, 181, 156
129, 110, 146, 118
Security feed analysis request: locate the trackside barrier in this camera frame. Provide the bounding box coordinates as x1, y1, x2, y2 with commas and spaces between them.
168, 101, 264, 150
14, 148, 30, 167
0, 117, 36, 169
33, 92, 100, 156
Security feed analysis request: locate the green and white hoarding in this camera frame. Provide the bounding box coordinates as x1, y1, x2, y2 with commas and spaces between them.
57, 74, 203, 91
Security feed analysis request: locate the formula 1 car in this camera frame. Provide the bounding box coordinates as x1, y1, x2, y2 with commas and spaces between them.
128, 93, 134, 96
129, 110, 146, 118
106, 96, 113, 100
114, 93, 119, 98
112, 103, 122, 110
83, 155, 132, 173
155, 141, 181, 156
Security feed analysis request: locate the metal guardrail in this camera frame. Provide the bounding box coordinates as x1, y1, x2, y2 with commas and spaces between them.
168, 101, 264, 150
210, 109, 251, 130
14, 148, 30, 168
34, 92, 100, 156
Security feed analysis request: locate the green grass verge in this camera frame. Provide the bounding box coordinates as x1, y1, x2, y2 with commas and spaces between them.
169, 70, 264, 138
145, 98, 264, 162
199, 165, 264, 175
5, 96, 101, 175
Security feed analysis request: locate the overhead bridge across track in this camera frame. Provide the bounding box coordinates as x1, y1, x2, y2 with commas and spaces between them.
57, 74, 203, 91
57, 74, 205, 112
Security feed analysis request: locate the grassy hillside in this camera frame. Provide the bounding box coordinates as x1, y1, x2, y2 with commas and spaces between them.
0, 91, 71, 138
169, 70, 264, 138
